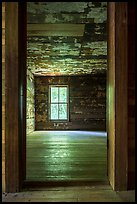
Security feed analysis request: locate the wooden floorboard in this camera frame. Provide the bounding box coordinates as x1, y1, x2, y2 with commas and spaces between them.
26, 131, 107, 182
3, 185, 135, 202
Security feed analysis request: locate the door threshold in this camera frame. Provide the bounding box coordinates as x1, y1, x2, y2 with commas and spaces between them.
22, 180, 110, 191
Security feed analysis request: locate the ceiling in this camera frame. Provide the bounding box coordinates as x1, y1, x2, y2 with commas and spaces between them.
27, 2, 107, 76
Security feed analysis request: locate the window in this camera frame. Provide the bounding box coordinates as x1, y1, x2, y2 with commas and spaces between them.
49, 85, 69, 121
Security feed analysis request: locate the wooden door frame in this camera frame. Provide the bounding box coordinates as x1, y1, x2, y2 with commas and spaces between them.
107, 2, 128, 191
4, 2, 128, 192
5, 2, 27, 192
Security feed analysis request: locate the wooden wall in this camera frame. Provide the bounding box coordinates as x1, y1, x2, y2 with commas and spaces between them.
127, 1, 135, 190
2, 2, 5, 193
35, 75, 106, 131
26, 69, 35, 134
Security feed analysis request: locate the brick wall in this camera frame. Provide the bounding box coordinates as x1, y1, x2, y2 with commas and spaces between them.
35, 75, 106, 131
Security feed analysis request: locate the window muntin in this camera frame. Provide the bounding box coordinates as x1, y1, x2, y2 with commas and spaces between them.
49, 86, 68, 121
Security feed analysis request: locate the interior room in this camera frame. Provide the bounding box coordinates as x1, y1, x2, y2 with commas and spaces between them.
26, 2, 108, 182
2, 2, 135, 202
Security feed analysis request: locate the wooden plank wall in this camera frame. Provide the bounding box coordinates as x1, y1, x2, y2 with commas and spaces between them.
2, 2, 6, 193
128, 1, 135, 190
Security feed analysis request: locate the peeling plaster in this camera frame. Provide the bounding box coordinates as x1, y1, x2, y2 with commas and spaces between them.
27, 2, 107, 24
28, 2, 88, 13
27, 2, 107, 76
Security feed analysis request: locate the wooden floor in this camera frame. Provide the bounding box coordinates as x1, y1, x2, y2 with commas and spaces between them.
26, 131, 107, 182
3, 131, 135, 202
2, 185, 135, 202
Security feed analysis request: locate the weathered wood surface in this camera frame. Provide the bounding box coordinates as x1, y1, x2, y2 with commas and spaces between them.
27, 2, 107, 76
27, 24, 85, 36
107, 2, 115, 190
26, 131, 107, 182
5, 2, 27, 192
3, 185, 135, 202
2, 2, 5, 193
5, 2, 19, 193
115, 2, 128, 191
128, 0, 135, 190
107, 2, 128, 191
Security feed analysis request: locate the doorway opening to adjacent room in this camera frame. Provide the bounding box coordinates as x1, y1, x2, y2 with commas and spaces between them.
26, 2, 108, 184
4, 2, 129, 192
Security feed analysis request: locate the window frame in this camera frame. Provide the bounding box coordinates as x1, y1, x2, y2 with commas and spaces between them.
49, 85, 69, 122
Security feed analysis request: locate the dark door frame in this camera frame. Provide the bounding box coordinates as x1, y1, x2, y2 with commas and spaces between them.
107, 2, 128, 190
5, 2, 128, 192
5, 2, 27, 192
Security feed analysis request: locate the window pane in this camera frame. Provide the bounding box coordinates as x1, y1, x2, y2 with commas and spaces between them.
51, 104, 58, 119
51, 87, 58, 102
59, 104, 67, 119
59, 87, 67, 102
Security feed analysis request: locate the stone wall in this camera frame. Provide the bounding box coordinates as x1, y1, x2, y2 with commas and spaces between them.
26, 69, 35, 134
35, 74, 106, 131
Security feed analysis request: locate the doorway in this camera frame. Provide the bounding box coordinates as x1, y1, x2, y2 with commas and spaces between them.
26, 2, 108, 183
4, 2, 128, 192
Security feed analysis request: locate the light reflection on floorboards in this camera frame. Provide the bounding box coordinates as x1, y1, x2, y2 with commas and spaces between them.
26, 131, 107, 182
